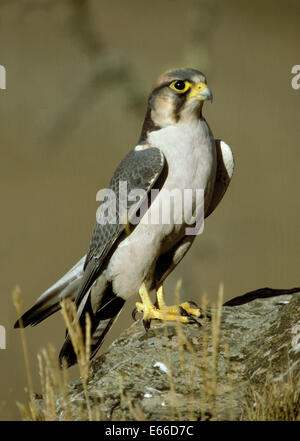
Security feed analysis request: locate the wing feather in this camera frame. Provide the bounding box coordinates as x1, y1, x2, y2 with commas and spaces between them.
75, 147, 165, 307
205, 139, 234, 217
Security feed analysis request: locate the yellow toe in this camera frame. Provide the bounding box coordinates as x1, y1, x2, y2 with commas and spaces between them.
135, 283, 200, 325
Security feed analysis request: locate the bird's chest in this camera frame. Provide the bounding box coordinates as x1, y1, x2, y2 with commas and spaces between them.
149, 120, 216, 199
146, 120, 216, 246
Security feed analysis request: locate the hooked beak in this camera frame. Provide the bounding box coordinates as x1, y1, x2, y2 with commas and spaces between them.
188, 82, 213, 102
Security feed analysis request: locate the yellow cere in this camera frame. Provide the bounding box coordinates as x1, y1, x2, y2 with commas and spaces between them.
188, 82, 208, 100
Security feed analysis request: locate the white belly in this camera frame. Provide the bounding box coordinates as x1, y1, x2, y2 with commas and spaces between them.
106, 119, 216, 299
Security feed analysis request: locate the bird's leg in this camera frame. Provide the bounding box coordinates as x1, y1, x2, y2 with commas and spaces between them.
135, 283, 201, 329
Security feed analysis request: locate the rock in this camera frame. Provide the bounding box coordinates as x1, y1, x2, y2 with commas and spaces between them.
41, 291, 300, 420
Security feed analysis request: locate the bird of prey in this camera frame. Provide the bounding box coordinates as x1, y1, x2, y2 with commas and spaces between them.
14, 68, 234, 367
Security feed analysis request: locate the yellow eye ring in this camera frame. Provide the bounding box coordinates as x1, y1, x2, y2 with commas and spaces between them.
169, 80, 191, 94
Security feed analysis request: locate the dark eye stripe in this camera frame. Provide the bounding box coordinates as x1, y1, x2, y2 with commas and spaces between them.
174, 92, 188, 122
149, 79, 189, 124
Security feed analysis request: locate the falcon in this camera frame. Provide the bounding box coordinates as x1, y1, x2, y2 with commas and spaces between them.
14, 68, 234, 367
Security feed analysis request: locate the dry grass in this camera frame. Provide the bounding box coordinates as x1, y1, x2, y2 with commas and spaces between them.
158, 282, 226, 420
13, 288, 95, 420
244, 369, 300, 420
13, 285, 299, 421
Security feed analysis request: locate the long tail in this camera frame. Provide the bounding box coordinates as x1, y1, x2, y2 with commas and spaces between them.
58, 286, 125, 368
14, 256, 85, 328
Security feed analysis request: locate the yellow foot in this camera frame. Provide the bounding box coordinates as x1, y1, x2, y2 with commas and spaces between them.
134, 283, 202, 329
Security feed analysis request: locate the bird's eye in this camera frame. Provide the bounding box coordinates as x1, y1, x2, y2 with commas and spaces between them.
169, 80, 191, 93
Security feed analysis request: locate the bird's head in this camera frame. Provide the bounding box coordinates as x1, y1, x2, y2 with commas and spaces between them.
140, 68, 212, 140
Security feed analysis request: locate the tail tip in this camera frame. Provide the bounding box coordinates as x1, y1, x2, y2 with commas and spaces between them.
58, 339, 78, 368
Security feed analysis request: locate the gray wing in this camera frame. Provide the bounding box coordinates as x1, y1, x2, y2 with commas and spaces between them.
15, 147, 165, 329
74, 146, 165, 307
205, 140, 234, 217
57, 147, 165, 366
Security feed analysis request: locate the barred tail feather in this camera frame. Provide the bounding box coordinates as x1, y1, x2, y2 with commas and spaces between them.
59, 290, 125, 368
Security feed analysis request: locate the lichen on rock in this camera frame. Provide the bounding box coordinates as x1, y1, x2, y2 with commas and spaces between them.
37, 292, 300, 420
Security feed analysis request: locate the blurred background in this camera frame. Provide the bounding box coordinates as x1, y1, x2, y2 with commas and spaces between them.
0, 0, 299, 420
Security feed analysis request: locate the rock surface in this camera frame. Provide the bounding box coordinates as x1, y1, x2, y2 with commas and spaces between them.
46, 291, 300, 420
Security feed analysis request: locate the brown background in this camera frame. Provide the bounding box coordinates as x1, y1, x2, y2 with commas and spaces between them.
0, 0, 299, 420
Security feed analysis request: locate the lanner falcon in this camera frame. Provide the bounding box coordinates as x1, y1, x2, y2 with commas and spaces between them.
15, 68, 234, 367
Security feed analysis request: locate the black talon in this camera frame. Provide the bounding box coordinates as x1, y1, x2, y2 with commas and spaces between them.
179, 306, 189, 317
143, 319, 151, 331
132, 307, 139, 321
187, 301, 211, 320
187, 300, 199, 309
188, 315, 202, 327
179, 306, 202, 327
